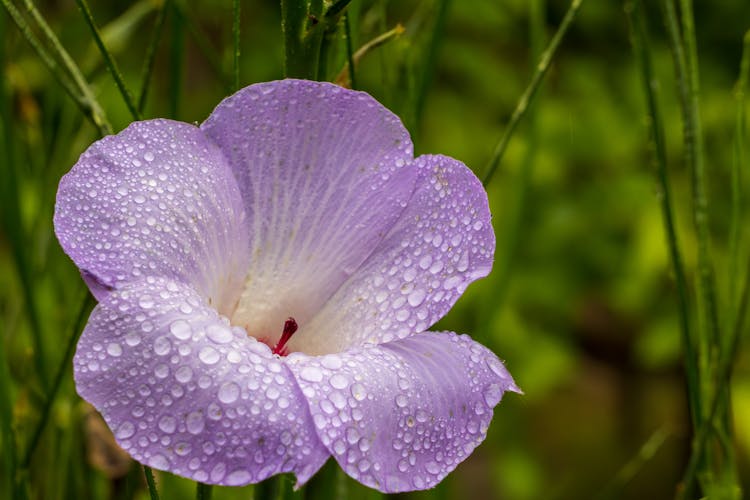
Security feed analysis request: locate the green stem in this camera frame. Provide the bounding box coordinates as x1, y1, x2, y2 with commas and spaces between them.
333, 24, 404, 86
728, 31, 750, 339
676, 0, 721, 378
481, 0, 583, 186
196, 482, 212, 500
232, 0, 240, 91
0, 0, 109, 135
73, 0, 141, 120
490, 0, 545, 309
627, 0, 698, 428
21, 292, 94, 468
137, 0, 169, 114
411, 0, 450, 134
20, 0, 112, 134
168, 1, 184, 119
281, 0, 325, 79
144, 466, 160, 500
343, 12, 356, 88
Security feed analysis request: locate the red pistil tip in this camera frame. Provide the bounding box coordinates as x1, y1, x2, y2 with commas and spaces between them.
272, 317, 298, 356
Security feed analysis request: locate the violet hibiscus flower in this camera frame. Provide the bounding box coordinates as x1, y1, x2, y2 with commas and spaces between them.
54, 79, 519, 492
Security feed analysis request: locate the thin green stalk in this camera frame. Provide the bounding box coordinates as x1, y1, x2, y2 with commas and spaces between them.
143, 466, 160, 500
595, 427, 669, 499
663, 0, 734, 495
21, 292, 94, 468
728, 31, 750, 334
333, 24, 405, 86
281, 0, 325, 79
677, 0, 721, 371
174, 2, 231, 92
20, 0, 112, 134
679, 251, 750, 499
73, 0, 140, 120
168, 1, 184, 119
325, 0, 352, 20
482, 0, 583, 186
196, 482, 212, 500
232, 0, 240, 91
411, 0, 450, 134
137, 0, 169, 114
490, 0, 545, 310
0, 0, 108, 136
678, 32, 750, 495
626, 0, 698, 428
343, 12, 356, 89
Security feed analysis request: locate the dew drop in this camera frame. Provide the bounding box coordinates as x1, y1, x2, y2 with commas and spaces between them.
106, 343, 122, 357
158, 415, 177, 434
116, 421, 136, 439
154, 336, 171, 356
210, 463, 226, 482
218, 382, 240, 404
139, 295, 154, 309
206, 324, 233, 344
226, 470, 251, 486
170, 319, 191, 340
199, 346, 220, 365
330, 373, 349, 390
407, 290, 426, 307
186, 411, 205, 434
425, 461, 441, 475
299, 366, 323, 382
350, 383, 366, 401
483, 383, 503, 407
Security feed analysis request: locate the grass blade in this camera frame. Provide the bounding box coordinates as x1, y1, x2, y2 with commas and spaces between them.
73, 0, 141, 120
20, 0, 112, 135
233, 0, 240, 91
137, 0, 169, 114
21, 292, 94, 468
144, 466, 160, 500
481, 0, 583, 187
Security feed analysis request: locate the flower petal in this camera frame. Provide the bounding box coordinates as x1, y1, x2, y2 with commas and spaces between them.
286, 332, 518, 493
74, 278, 329, 486
300, 155, 494, 354
54, 120, 249, 313
201, 80, 417, 345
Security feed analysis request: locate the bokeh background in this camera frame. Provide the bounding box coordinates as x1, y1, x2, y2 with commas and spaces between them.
2, 0, 750, 498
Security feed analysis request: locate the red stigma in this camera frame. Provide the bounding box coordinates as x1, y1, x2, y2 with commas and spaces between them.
272, 317, 298, 356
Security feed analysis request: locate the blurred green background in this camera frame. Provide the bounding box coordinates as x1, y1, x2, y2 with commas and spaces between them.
2, 0, 750, 498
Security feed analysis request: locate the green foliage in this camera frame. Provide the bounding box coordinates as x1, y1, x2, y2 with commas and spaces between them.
2, 0, 750, 499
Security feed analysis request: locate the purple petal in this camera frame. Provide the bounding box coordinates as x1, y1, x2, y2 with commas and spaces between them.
201, 80, 417, 348
301, 155, 494, 353
54, 119, 249, 311
286, 332, 518, 492
74, 278, 329, 486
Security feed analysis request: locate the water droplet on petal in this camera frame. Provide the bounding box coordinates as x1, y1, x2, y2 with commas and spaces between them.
175, 366, 193, 383
106, 343, 122, 357
407, 290, 426, 307
226, 470, 251, 486
158, 415, 177, 434
218, 382, 240, 404
330, 373, 349, 390
206, 324, 233, 344
199, 346, 220, 365
350, 383, 366, 401
186, 411, 205, 434
299, 366, 323, 382
116, 421, 135, 439
483, 383, 503, 407
170, 319, 191, 340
